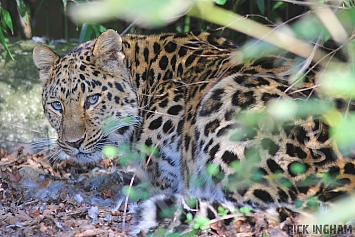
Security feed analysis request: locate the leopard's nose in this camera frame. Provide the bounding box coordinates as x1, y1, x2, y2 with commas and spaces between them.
65, 137, 85, 149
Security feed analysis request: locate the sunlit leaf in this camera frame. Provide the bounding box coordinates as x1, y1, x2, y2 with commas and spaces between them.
123, 186, 140, 202
206, 163, 219, 176
115, 143, 142, 165
193, 217, 210, 230
102, 145, 119, 158
217, 206, 228, 216
267, 99, 334, 121
237, 40, 281, 62
272, 1, 284, 11
239, 206, 252, 215
70, 0, 195, 28
215, 0, 227, 6
267, 99, 298, 121
136, 144, 159, 157
319, 65, 355, 98
330, 114, 355, 154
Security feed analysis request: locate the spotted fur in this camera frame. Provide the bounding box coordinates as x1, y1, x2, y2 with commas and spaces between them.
33, 30, 355, 234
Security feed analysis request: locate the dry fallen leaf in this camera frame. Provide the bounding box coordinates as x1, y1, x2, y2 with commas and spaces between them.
0, 147, 7, 159
7, 168, 22, 183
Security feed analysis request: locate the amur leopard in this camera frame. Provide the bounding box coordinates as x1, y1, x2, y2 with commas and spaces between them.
33, 29, 355, 234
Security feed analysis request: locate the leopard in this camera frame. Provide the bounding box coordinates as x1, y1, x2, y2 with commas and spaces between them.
33, 29, 355, 235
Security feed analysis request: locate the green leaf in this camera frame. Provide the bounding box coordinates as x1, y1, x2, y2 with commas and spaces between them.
257, 0, 265, 14
215, 0, 227, 6
206, 163, 219, 176
71, 0, 194, 28
250, 171, 263, 182
136, 144, 159, 157
289, 162, 306, 175
17, 0, 28, 17
92, 25, 100, 38
267, 99, 298, 121
102, 145, 119, 158
185, 197, 198, 208
330, 114, 355, 153
122, 186, 140, 202
193, 217, 210, 230
98, 25, 107, 33
319, 66, 355, 99
62, 0, 67, 8
91, 24, 106, 38
1, 9, 13, 33
217, 206, 228, 216
17, 0, 30, 23
239, 206, 252, 215
34, 0, 47, 14
0, 29, 14, 60
230, 160, 241, 170
272, 1, 284, 11
279, 177, 292, 188
116, 144, 142, 165
185, 212, 193, 223
294, 199, 303, 208
306, 197, 319, 208
79, 23, 93, 43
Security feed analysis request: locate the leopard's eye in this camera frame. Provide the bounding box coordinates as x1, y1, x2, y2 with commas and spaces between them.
87, 94, 100, 105
51, 101, 62, 111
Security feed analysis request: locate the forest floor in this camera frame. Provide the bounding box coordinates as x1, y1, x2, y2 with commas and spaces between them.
0, 145, 136, 236
0, 144, 303, 237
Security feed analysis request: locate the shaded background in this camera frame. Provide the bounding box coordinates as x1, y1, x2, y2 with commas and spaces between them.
1, 0, 308, 42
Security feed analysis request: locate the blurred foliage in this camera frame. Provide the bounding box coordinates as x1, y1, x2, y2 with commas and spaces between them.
79, 23, 106, 43
73, 0, 355, 226
0, 5, 13, 59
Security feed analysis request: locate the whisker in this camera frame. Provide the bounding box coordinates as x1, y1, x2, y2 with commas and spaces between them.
31, 144, 59, 150
29, 138, 63, 164
45, 148, 63, 164
31, 138, 57, 148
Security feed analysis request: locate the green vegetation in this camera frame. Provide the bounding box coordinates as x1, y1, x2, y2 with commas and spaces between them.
0, 7, 14, 59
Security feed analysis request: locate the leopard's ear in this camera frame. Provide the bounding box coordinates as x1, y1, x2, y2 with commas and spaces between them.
93, 29, 125, 73
33, 45, 59, 83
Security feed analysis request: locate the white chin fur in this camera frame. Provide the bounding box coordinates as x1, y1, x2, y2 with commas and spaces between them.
58, 150, 103, 164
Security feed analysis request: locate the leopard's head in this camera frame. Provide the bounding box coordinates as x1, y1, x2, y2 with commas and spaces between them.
33, 30, 140, 163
